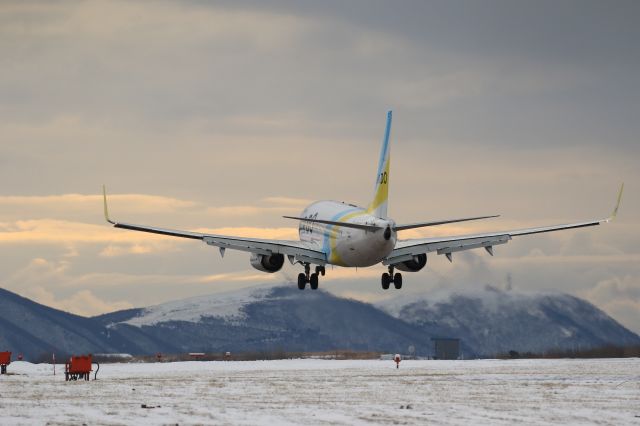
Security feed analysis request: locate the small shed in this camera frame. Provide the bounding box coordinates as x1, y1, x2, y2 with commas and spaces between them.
431, 338, 460, 360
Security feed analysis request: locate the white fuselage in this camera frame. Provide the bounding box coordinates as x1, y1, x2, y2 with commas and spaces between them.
298, 200, 397, 267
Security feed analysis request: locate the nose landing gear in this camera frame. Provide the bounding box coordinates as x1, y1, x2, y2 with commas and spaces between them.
381, 266, 402, 290
298, 263, 324, 290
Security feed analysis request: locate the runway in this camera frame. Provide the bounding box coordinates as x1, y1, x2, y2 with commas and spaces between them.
1, 358, 638, 425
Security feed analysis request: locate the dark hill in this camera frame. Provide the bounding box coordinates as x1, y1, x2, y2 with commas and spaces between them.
377, 286, 640, 356
1, 284, 638, 359
0, 288, 144, 360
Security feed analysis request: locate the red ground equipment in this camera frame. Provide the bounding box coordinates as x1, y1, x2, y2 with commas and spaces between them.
0, 351, 10, 374
65, 354, 99, 381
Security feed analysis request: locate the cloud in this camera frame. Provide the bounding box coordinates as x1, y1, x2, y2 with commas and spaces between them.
585, 275, 640, 301
0, 219, 165, 244
334, 290, 389, 305
0, 193, 197, 221
597, 298, 640, 335
194, 227, 298, 240
578, 275, 640, 332
0, 1, 310, 51
2, 254, 285, 315
0, 1, 638, 334
24, 285, 133, 317
0, 192, 316, 224
205, 206, 294, 216
6, 257, 70, 288
0, 191, 305, 249
0, 218, 300, 253
99, 243, 163, 257
261, 197, 313, 207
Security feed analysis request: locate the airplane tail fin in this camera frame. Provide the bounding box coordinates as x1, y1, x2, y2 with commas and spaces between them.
367, 110, 392, 218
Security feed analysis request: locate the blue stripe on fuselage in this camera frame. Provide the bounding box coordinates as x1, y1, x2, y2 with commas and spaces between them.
322, 207, 360, 256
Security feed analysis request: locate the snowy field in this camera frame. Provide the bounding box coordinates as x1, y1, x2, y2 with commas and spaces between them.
0, 358, 638, 425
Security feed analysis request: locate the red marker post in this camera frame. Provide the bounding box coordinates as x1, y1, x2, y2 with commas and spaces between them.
394, 354, 401, 369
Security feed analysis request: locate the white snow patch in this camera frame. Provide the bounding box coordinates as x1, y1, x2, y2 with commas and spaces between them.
560, 326, 574, 337
377, 287, 566, 319
2, 361, 55, 376
123, 285, 274, 327
376, 293, 431, 317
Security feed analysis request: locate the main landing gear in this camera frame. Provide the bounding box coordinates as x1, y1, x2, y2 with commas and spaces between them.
381, 265, 402, 290
298, 264, 325, 290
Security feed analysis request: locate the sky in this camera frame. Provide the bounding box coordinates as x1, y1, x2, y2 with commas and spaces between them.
0, 1, 639, 333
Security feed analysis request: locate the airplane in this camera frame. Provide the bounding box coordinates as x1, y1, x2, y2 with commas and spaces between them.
102, 111, 623, 291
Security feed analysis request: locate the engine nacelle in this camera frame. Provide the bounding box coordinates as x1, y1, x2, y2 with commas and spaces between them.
394, 253, 427, 272
250, 253, 285, 273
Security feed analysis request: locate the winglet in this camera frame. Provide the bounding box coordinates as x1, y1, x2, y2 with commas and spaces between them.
103, 185, 115, 224
607, 183, 624, 222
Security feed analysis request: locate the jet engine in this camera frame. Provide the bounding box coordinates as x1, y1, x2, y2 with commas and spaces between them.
394, 253, 427, 272
250, 253, 285, 273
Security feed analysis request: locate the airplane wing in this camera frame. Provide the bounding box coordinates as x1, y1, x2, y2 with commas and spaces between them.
384, 184, 624, 265
102, 187, 326, 265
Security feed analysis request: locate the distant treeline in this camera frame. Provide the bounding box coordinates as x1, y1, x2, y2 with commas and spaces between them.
30, 350, 382, 364
29, 345, 640, 364
499, 345, 640, 359
132, 350, 383, 363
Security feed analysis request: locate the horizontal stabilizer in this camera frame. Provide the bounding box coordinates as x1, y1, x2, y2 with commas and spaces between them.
282, 216, 383, 232
394, 215, 499, 231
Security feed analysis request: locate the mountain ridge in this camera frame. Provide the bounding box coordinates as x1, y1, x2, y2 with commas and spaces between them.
376, 285, 640, 355
0, 287, 146, 359
1, 284, 638, 360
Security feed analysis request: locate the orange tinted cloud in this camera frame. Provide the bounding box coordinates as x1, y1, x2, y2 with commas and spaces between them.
25, 286, 133, 317
0, 193, 196, 214
0, 218, 300, 258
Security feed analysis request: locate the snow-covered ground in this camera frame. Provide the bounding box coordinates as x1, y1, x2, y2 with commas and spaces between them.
1, 358, 638, 425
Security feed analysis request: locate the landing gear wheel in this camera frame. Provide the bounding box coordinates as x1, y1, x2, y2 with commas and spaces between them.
381, 273, 391, 290
315, 266, 325, 276
393, 273, 403, 289
310, 273, 319, 290
297, 273, 306, 290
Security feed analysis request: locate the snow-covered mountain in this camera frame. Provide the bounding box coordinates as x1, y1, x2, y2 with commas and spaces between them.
96, 285, 428, 355
377, 285, 640, 355
120, 286, 275, 327
1, 284, 638, 359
